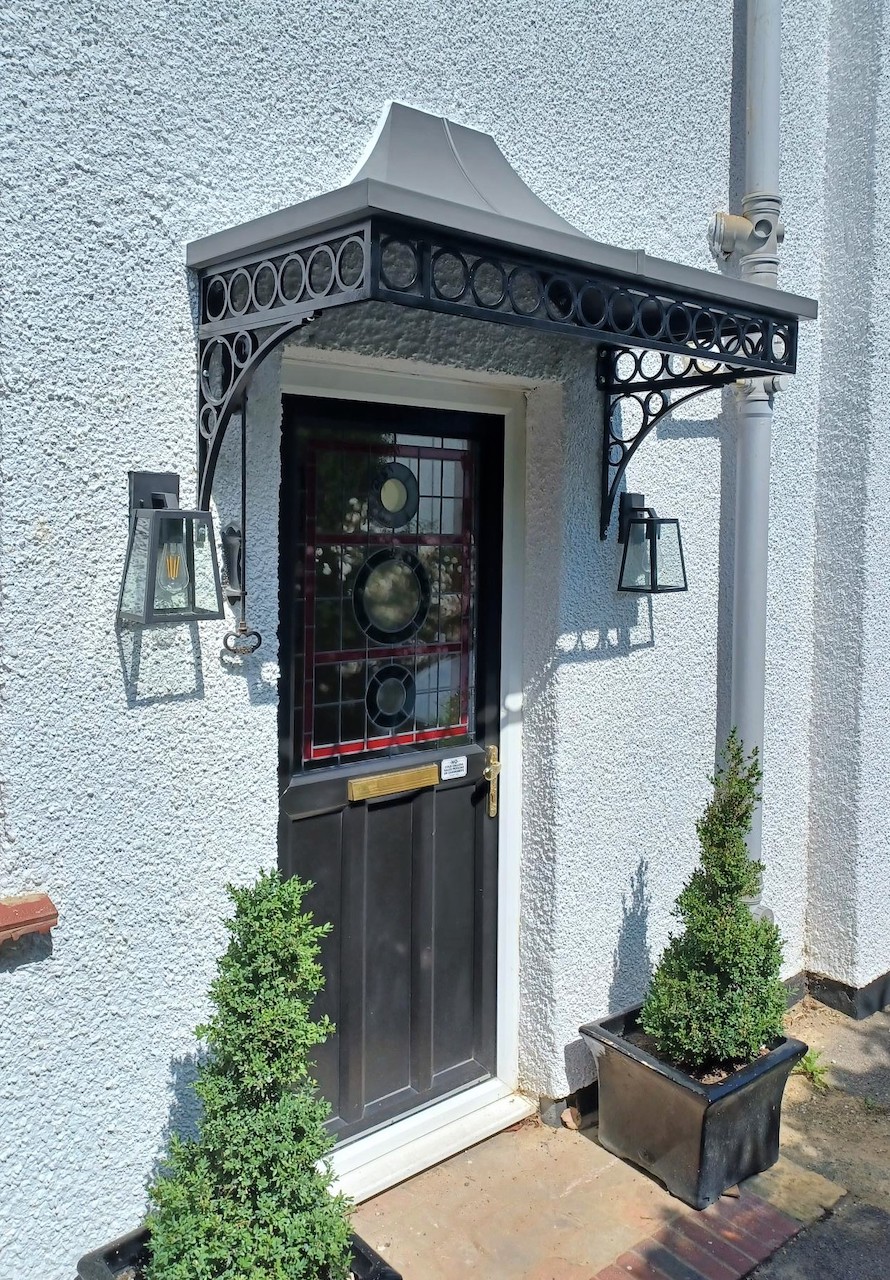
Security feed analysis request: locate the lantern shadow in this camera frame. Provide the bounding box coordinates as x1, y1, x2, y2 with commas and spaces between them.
116, 624, 206, 708
216, 646, 279, 706
556, 593, 655, 662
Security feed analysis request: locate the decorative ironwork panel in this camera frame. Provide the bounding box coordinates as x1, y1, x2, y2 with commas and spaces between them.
368, 221, 797, 377
300, 431, 476, 764
598, 347, 749, 538
190, 213, 800, 515
194, 225, 372, 509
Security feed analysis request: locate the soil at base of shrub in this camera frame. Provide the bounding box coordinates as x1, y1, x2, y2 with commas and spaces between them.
624, 1029, 770, 1084
118, 1265, 361, 1279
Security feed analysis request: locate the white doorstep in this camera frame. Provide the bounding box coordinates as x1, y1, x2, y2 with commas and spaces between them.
331, 1080, 536, 1203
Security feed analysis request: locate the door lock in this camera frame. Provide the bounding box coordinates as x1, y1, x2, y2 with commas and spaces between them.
483, 745, 501, 818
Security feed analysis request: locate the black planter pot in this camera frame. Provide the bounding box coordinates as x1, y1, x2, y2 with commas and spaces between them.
77, 1226, 402, 1280
579, 1006, 807, 1210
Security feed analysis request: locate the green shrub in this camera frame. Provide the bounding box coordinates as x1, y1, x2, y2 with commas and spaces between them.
640, 731, 786, 1072
146, 870, 352, 1280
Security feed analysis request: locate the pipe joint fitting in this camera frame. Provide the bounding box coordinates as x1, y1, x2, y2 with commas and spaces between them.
736, 373, 789, 401
708, 192, 784, 267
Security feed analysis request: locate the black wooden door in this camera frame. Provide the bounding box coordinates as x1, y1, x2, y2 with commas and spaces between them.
278, 394, 503, 1143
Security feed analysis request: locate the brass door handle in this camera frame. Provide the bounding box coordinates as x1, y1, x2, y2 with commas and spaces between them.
483, 745, 501, 818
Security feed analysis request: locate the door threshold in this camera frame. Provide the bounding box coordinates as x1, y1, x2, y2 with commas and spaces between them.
330, 1079, 535, 1202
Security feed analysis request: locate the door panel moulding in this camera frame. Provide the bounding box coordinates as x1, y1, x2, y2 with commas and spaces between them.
279, 349, 530, 1192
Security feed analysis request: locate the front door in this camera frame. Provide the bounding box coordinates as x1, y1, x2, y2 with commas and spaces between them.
278, 394, 504, 1143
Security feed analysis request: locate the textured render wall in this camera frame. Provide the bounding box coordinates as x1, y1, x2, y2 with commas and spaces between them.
0, 1, 844, 1277
808, 0, 890, 988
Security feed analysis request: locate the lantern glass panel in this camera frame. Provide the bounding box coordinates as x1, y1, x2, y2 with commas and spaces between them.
153, 515, 192, 615
653, 518, 687, 591
118, 512, 153, 622
617, 518, 653, 592
191, 515, 226, 615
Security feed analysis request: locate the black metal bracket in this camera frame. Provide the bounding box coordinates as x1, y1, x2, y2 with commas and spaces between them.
128, 471, 180, 512
191, 215, 799, 515
598, 346, 750, 539
197, 315, 319, 512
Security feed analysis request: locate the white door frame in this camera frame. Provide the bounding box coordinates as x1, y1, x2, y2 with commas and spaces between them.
279, 347, 534, 1200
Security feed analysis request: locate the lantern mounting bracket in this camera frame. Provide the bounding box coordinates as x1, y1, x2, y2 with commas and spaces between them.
598, 346, 751, 540
129, 471, 180, 512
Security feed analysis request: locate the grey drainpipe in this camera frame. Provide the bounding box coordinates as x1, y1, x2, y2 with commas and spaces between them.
709, 0, 785, 881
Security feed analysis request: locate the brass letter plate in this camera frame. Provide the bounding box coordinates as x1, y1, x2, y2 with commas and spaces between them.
347, 764, 440, 804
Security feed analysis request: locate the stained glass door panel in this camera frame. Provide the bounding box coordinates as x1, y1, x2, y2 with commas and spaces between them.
302, 434, 476, 762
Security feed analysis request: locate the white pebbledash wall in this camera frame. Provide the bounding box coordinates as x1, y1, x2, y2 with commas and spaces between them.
1, 2, 887, 1277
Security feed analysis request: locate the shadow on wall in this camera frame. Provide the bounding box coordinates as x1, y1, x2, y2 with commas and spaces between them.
655, 397, 737, 759
147, 1050, 206, 1187
556, 592, 655, 664
0, 931, 54, 974
562, 857, 653, 1092
117, 625, 205, 708
216, 644, 279, 707
608, 857, 653, 1013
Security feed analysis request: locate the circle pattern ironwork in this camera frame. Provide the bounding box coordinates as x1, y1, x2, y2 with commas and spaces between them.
381, 239, 419, 291
431, 250, 469, 301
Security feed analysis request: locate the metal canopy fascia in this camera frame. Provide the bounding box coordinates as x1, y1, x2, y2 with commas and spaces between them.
187, 102, 817, 513
186, 175, 814, 322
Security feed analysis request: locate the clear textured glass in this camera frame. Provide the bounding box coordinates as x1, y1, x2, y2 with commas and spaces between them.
654, 519, 687, 590
191, 515, 225, 613
153, 516, 191, 613
118, 513, 151, 622
362, 558, 422, 633
618, 520, 653, 591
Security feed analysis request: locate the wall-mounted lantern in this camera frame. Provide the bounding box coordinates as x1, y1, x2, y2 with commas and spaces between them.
617, 492, 688, 594
116, 472, 224, 625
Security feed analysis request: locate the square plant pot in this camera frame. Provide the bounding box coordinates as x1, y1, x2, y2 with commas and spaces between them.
579, 1006, 807, 1210
77, 1226, 402, 1280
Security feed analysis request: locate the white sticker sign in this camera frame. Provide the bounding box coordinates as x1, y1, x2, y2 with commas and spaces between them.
440, 756, 468, 781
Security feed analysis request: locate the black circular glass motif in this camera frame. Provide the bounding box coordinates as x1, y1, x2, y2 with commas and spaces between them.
366, 663, 416, 730
353, 548, 431, 643
368, 461, 419, 529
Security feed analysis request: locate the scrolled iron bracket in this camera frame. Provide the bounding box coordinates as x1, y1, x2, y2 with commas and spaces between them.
598, 346, 750, 539
197, 314, 318, 512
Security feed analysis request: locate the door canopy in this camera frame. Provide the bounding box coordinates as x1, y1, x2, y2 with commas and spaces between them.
187, 102, 817, 517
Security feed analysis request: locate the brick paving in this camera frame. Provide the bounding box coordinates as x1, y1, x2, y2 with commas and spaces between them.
591, 1191, 802, 1280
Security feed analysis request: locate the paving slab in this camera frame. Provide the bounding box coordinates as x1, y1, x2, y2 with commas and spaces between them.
351, 1117, 843, 1279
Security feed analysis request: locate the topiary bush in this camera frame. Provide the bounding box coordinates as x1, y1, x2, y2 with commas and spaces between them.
145, 870, 352, 1280
640, 731, 786, 1073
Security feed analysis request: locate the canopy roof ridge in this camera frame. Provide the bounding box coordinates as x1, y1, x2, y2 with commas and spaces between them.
347, 100, 583, 238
